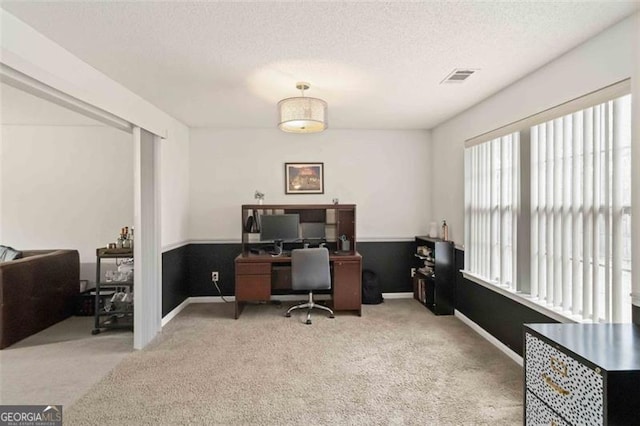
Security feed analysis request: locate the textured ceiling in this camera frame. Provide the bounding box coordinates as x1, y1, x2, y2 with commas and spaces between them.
2, 1, 638, 130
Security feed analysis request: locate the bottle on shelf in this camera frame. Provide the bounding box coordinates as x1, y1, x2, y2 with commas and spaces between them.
116, 230, 124, 249
129, 227, 134, 250
123, 226, 132, 249
442, 220, 449, 241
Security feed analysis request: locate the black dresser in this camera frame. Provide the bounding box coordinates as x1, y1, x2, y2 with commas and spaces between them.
524, 323, 640, 425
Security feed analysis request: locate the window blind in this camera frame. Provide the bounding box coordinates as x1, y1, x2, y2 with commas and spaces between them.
530, 94, 632, 323
464, 132, 519, 289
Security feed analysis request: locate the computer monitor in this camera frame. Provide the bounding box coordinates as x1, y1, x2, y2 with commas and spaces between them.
260, 214, 300, 246
301, 222, 326, 239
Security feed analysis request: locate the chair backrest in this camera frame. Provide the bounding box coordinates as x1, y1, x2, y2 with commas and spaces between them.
291, 247, 331, 291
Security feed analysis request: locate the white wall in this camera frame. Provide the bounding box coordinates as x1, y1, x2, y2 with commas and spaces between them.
1, 125, 132, 283
160, 123, 190, 249
430, 14, 637, 244
189, 128, 431, 241
1, 10, 191, 250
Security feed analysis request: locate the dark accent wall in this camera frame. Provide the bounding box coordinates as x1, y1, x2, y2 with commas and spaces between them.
456, 279, 558, 356
356, 241, 414, 293
161, 241, 416, 313
162, 244, 190, 316
633, 305, 640, 325
187, 243, 241, 297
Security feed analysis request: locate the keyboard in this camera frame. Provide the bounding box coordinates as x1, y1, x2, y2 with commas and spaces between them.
269, 250, 291, 257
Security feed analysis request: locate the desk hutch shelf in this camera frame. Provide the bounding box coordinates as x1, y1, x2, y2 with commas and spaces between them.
240, 204, 356, 254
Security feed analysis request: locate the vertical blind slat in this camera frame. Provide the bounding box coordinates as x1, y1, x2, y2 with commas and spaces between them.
604, 102, 611, 322
546, 121, 554, 304
512, 134, 519, 289
583, 107, 594, 320
531, 127, 539, 298
611, 99, 623, 322
571, 112, 582, 316
539, 125, 547, 300
592, 105, 602, 322
554, 118, 563, 307
562, 116, 572, 312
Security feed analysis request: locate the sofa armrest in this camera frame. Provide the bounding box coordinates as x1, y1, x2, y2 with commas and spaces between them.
0, 249, 80, 348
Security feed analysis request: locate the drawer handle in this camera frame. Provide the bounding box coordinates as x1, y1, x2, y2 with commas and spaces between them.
550, 356, 568, 377
542, 373, 570, 396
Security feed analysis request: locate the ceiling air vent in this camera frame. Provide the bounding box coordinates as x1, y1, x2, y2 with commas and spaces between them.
441, 69, 478, 84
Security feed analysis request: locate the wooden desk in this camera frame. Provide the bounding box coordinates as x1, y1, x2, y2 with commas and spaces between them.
234, 251, 362, 319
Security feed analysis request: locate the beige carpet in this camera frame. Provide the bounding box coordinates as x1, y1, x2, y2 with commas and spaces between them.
66, 299, 522, 425
0, 316, 132, 407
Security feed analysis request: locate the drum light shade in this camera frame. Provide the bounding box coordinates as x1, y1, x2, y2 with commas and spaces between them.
278, 82, 328, 133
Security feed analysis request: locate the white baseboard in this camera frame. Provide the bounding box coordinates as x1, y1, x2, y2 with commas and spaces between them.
161, 297, 190, 327
187, 294, 331, 304
454, 309, 523, 366
188, 296, 233, 304
382, 292, 413, 299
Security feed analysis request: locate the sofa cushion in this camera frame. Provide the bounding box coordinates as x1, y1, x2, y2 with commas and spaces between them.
0, 245, 23, 262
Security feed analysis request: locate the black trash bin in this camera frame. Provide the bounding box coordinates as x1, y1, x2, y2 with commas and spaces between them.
362, 269, 384, 304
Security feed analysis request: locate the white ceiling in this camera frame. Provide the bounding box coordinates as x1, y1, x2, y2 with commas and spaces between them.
2, 1, 638, 130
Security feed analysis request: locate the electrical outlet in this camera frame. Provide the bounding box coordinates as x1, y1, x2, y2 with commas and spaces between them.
411, 268, 416, 278
211, 271, 219, 281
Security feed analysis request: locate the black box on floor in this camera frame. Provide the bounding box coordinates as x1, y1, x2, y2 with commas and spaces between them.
75, 289, 115, 316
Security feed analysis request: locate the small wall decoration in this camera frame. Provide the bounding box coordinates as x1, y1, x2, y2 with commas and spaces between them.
285, 162, 324, 194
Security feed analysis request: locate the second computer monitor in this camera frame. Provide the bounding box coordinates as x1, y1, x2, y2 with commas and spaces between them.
301, 222, 326, 240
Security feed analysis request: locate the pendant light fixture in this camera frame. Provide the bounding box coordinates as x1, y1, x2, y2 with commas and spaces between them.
278, 82, 328, 133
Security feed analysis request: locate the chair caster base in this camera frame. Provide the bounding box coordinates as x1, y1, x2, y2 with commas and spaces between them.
329, 314, 335, 319
285, 312, 291, 317
305, 320, 312, 325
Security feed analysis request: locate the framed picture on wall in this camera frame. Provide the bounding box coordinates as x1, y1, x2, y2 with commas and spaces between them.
285, 162, 324, 194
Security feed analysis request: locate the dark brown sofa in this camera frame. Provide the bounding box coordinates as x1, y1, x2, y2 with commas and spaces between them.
0, 249, 79, 349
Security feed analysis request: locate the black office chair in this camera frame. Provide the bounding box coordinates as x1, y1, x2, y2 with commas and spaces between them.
285, 247, 335, 324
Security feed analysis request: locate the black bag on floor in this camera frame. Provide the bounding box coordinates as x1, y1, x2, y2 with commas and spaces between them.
362, 269, 384, 304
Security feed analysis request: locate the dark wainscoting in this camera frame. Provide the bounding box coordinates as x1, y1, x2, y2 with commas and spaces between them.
187, 243, 241, 297
357, 241, 414, 293
455, 274, 558, 357
162, 244, 190, 317
167, 241, 415, 307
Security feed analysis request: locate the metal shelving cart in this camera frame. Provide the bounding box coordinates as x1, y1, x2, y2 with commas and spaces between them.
92, 247, 134, 335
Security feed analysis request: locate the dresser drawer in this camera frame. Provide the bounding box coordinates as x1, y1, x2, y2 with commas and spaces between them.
236, 262, 270, 275
525, 333, 603, 425
526, 389, 570, 426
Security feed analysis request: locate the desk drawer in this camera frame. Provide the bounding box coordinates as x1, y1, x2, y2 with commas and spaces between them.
236, 262, 271, 275
236, 275, 270, 301
526, 389, 569, 426
525, 333, 603, 425
333, 260, 361, 311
